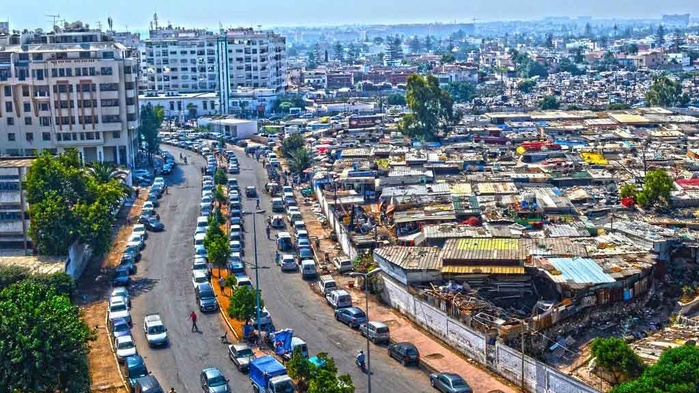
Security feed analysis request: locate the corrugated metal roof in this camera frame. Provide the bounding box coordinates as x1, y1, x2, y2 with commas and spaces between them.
374, 246, 442, 270
449, 183, 473, 196
547, 257, 616, 285
442, 238, 587, 263
441, 265, 525, 275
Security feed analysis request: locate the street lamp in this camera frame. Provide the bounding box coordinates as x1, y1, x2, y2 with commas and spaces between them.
349, 267, 382, 393
243, 204, 266, 343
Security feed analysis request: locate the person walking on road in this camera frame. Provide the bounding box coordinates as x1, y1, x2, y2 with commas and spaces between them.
219, 276, 225, 295
188, 311, 198, 332
256, 198, 261, 210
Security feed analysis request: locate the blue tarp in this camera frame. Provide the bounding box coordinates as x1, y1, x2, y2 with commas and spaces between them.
250, 356, 286, 387
548, 257, 616, 285
272, 329, 294, 356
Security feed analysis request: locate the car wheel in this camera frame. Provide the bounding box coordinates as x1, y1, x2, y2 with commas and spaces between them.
335, 314, 340, 321
430, 378, 435, 387
401, 358, 407, 366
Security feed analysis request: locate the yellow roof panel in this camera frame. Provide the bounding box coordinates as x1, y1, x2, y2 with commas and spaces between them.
456, 238, 518, 251
441, 265, 526, 275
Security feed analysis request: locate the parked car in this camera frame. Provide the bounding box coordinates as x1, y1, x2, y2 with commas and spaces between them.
429, 373, 473, 393
144, 217, 165, 232
200, 367, 231, 393
334, 307, 367, 329
196, 282, 218, 313
228, 253, 245, 273
128, 233, 145, 250
115, 335, 137, 363
297, 247, 313, 260
113, 266, 132, 286
245, 186, 257, 198
388, 342, 420, 366
228, 343, 256, 372
333, 256, 354, 274
192, 257, 210, 278
229, 240, 244, 256
251, 306, 273, 328
124, 355, 148, 389
111, 287, 131, 307
110, 317, 131, 338
359, 321, 391, 344
132, 225, 147, 241
192, 270, 209, 289
120, 255, 137, 275
280, 254, 297, 272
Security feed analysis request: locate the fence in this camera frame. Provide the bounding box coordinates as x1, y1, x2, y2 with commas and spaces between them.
381, 275, 599, 393
314, 185, 358, 260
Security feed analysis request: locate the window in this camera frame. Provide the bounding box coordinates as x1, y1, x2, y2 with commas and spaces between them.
102, 51, 114, 59
100, 99, 119, 107
203, 101, 207, 110
58, 68, 65, 77
101, 115, 121, 123
25, 132, 33, 141
100, 67, 113, 76
6, 118, 14, 126
40, 103, 49, 111
22, 86, 29, 97
40, 117, 51, 126
24, 117, 32, 125
112, 131, 121, 139
23, 103, 31, 112
8, 133, 15, 141
5, 102, 12, 112
99, 83, 118, 92
66, 68, 72, 77
42, 132, 51, 141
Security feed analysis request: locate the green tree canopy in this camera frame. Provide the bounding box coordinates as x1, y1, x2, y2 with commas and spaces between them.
227, 286, 263, 324
646, 75, 690, 107
139, 103, 161, 156
517, 79, 537, 93
287, 347, 314, 392
591, 337, 645, 384
637, 169, 674, 209
307, 353, 355, 393
281, 133, 306, 158
445, 81, 477, 103
0, 280, 95, 391
619, 183, 638, 199
207, 234, 230, 275
214, 168, 227, 185
400, 74, 458, 141
612, 344, 699, 393
540, 95, 560, 110
386, 93, 407, 106
288, 148, 312, 175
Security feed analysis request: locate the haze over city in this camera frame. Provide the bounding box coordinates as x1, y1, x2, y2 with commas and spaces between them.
3, 0, 699, 29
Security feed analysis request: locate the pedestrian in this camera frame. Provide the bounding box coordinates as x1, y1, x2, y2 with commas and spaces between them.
315, 237, 320, 250
256, 198, 261, 210
219, 276, 225, 294
169, 388, 176, 393
325, 251, 330, 264
266, 225, 271, 239
188, 311, 198, 332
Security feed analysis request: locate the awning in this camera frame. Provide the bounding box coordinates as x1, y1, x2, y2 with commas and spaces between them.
441, 265, 526, 275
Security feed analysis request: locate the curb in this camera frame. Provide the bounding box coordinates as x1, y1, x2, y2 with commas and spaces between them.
105, 308, 130, 392
218, 303, 241, 342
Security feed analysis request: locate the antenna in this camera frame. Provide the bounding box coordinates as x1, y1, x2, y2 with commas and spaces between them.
46, 14, 60, 28
96, 21, 102, 31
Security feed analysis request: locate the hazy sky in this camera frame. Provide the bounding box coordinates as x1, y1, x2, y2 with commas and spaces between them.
3, 0, 698, 30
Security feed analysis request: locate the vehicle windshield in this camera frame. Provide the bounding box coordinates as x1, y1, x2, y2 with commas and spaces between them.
236, 348, 253, 357
451, 378, 468, 387
128, 366, 147, 377
111, 304, 127, 312
200, 290, 215, 299
118, 340, 134, 349
405, 347, 418, 355
276, 380, 295, 393
354, 311, 366, 318
114, 323, 129, 332
148, 325, 165, 334
207, 375, 226, 386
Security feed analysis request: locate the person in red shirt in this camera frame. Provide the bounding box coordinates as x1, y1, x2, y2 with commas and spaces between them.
188, 311, 198, 332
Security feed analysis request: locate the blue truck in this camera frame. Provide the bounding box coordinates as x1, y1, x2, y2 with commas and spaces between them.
249, 355, 296, 393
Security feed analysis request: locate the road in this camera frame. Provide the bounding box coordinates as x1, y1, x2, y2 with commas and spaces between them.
130, 145, 433, 392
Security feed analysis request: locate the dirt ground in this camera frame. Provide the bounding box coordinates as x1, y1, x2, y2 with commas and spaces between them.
76, 192, 145, 392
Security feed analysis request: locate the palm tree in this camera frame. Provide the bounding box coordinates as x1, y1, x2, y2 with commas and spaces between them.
187, 103, 198, 119
86, 162, 132, 196
288, 148, 312, 175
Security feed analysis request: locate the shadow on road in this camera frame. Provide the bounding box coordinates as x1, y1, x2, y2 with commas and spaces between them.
129, 277, 159, 297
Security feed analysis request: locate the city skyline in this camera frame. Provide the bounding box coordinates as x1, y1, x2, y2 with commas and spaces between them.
1, 0, 697, 31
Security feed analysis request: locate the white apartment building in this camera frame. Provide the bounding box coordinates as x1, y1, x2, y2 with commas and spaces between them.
0, 158, 32, 251
139, 25, 287, 96
0, 24, 139, 166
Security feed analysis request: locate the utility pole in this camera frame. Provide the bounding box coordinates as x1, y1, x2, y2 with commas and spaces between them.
46, 14, 60, 29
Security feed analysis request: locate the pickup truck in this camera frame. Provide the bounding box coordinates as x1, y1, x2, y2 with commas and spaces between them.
143, 314, 168, 347
250, 355, 296, 393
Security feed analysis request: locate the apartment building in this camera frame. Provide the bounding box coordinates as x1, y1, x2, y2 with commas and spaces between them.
0, 23, 139, 166
0, 158, 32, 251
139, 26, 287, 95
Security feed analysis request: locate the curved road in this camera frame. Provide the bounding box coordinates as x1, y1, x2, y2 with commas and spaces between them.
129, 145, 433, 392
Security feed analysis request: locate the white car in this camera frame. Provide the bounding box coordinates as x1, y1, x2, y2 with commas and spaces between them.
128, 234, 144, 250
192, 270, 208, 289
194, 226, 207, 236
251, 306, 273, 327
280, 254, 297, 272
132, 224, 148, 240
108, 296, 131, 325
110, 287, 130, 308
143, 201, 155, 211
115, 335, 137, 362
192, 258, 209, 277
201, 195, 213, 205
143, 314, 169, 347
229, 240, 243, 255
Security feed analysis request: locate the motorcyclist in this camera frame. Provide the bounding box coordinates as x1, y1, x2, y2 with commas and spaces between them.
356, 350, 366, 372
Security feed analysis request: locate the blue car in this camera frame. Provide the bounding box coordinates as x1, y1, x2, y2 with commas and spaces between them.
334, 307, 367, 329
110, 317, 131, 339
125, 355, 148, 388
113, 266, 131, 286
298, 247, 313, 260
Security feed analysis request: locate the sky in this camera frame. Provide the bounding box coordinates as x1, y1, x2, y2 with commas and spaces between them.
3, 0, 698, 31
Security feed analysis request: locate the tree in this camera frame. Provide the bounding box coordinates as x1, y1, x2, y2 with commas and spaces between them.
591, 337, 645, 384
307, 353, 355, 393
0, 280, 95, 391
612, 344, 699, 393
408, 36, 421, 53
214, 168, 227, 185
204, 219, 225, 251
139, 104, 160, 156
186, 103, 198, 119
445, 81, 476, 103
333, 42, 344, 61
624, 43, 639, 55
584, 22, 593, 38
153, 105, 164, 128
288, 148, 312, 175
215, 185, 226, 206
517, 79, 537, 93
637, 169, 674, 209
228, 286, 262, 324
646, 75, 690, 107
386, 93, 406, 106
400, 74, 458, 141
440, 52, 456, 64
281, 133, 305, 158
86, 162, 132, 197
609, 103, 630, 110
287, 347, 314, 392
540, 96, 560, 110
656, 24, 666, 46
207, 234, 230, 275
545, 33, 554, 49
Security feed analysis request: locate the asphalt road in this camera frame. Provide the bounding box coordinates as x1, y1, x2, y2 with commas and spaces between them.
130, 145, 433, 392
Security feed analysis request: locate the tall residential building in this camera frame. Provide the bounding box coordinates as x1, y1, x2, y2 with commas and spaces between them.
0, 22, 139, 166
139, 24, 287, 96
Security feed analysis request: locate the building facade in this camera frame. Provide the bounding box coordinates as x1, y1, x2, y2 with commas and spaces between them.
0, 159, 32, 251
0, 24, 139, 165
139, 25, 287, 95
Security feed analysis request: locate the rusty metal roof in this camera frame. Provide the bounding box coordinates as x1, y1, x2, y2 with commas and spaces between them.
442, 238, 587, 263
374, 246, 442, 271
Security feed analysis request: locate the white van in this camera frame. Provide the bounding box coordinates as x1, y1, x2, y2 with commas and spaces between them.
196, 216, 209, 229
326, 289, 352, 309
318, 275, 337, 295
194, 233, 206, 246
300, 260, 317, 279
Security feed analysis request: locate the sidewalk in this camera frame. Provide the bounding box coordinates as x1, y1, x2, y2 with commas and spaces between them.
297, 192, 517, 393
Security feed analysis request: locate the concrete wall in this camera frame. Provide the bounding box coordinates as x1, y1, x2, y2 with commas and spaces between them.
315, 185, 358, 260
64, 241, 92, 280
381, 275, 599, 393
